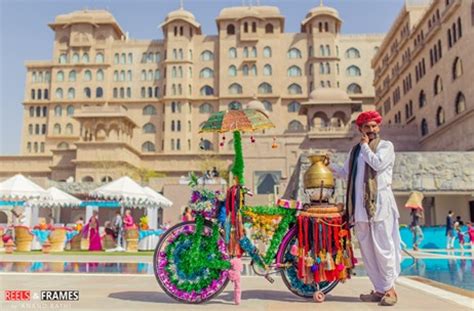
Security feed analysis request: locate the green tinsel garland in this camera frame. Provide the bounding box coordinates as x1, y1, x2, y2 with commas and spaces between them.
231, 131, 245, 185
165, 215, 231, 292
241, 205, 296, 266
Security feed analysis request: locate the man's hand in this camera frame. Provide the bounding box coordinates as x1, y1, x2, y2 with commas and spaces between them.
360, 132, 369, 145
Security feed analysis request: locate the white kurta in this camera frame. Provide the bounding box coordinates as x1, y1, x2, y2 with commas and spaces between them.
330, 140, 401, 292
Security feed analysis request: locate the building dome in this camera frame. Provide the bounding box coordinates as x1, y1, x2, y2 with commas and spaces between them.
246, 98, 268, 117
217, 6, 283, 21
301, 3, 342, 29
161, 8, 201, 31
308, 88, 351, 103
49, 10, 124, 36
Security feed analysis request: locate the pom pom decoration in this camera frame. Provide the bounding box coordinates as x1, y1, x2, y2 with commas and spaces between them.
228, 258, 243, 305
290, 244, 298, 256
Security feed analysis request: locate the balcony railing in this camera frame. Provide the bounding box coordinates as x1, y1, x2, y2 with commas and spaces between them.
308, 126, 355, 139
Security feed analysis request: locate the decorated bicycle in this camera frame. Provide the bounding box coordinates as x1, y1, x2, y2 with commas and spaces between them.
153, 103, 356, 304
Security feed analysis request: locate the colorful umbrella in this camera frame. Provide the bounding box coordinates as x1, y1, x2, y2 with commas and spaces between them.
199, 108, 274, 185
199, 109, 274, 133
404, 191, 424, 210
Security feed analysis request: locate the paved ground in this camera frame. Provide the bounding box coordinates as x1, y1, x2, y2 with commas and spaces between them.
0, 273, 471, 311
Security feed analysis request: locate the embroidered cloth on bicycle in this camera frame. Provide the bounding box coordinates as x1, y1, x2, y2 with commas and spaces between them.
299, 204, 344, 218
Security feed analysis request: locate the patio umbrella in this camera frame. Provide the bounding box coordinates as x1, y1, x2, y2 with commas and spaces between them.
404, 191, 424, 210
199, 107, 274, 185
28, 187, 81, 208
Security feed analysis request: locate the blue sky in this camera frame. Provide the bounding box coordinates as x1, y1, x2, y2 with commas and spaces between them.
0, 0, 405, 155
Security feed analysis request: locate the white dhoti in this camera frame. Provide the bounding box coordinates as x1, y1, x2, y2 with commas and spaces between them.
355, 210, 401, 292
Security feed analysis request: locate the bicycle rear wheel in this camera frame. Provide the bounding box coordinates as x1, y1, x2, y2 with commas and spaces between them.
277, 226, 338, 298
153, 218, 230, 303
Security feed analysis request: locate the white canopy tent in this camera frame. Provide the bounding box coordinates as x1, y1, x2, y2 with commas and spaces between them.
27, 187, 82, 225
143, 186, 173, 229
0, 174, 50, 226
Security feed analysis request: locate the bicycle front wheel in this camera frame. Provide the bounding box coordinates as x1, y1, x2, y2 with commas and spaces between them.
153, 218, 230, 303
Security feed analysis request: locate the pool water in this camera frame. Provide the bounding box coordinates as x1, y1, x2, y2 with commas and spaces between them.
0, 258, 472, 291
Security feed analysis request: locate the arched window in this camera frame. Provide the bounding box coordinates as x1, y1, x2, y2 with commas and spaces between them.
44, 89, 49, 99
72, 53, 79, 64
228, 101, 242, 110
154, 87, 159, 98
228, 47, 237, 59
263, 46, 272, 58
199, 103, 214, 113
452, 57, 463, 80
227, 24, 235, 35
288, 101, 301, 112
265, 23, 274, 34
57, 71, 64, 82
68, 70, 76, 82
96, 69, 104, 81
96, 87, 103, 98
65, 123, 73, 135
242, 64, 249, 76
251, 47, 257, 58
128, 52, 133, 64
436, 107, 445, 126
101, 176, 113, 183
228, 65, 237, 77
143, 105, 157, 115
200, 86, 214, 96
31, 89, 36, 100
37, 89, 42, 100
419, 90, 427, 108
263, 100, 272, 112
128, 70, 133, 81
243, 47, 249, 58
42, 106, 47, 117
455, 92, 466, 114
65, 105, 74, 116
81, 176, 94, 182
347, 83, 362, 94
29, 107, 34, 117
53, 123, 61, 135
288, 48, 302, 59
35, 106, 41, 117
288, 65, 302, 77
420, 119, 428, 136
288, 120, 304, 132
84, 70, 92, 81
143, 123, 156, 133
325, 45, 331, 56
263, 64, 272, 76
67, 88, 75, 99
200, 50, 214, 61
59, 53, 67, 64
229, 83, 243, 94
252, 22, 257, 33
95, 53, 104, 63
345, 47, 360, 58
82, 53, 89, 63
54, 105, 62, 116
55, 88, 63, 99
57, 142, 69, 150
250, 64, 257, 76
326, 63, 331, 74
288, 83, 302, 94
346, 65, 361, 76
200, 68, 214, 78
434, 75, 443, 95
84, 87, 91, 98
320, 45, 325, 56
258, 82, 272, 94
142, 141, 156, 152
244, 22, 249, 33
140, 70, 146, 81
155, 52, 161, 62
154, 69, 160, 80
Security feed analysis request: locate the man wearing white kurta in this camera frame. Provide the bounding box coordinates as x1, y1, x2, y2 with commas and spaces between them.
330, 111, 401, 306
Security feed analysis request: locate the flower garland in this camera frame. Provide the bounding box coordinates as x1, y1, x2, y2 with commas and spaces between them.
231, 131, 245, 185
241, 206, 296, 266
243, 210, 280, 244
164, 215, 231, 293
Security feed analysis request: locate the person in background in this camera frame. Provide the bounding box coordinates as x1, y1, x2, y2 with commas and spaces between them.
410, 208, 424, 251
211, 166, 220, 178
75, 217, 84, 232
113, 211, 124, 250
456, 224, 465, 253
123, 209, 135, 230
456, 216, 464, 226
467, 223, 474, 249
83, 211, 102, 251
182, 207, 193, 222
446, 210, 455, 249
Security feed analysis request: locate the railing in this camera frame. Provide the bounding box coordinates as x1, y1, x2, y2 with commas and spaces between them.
308, 126, 354, 138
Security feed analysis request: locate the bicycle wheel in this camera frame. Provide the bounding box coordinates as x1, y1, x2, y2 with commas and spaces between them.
277, 226, 338, 298
153, 217, 231, 303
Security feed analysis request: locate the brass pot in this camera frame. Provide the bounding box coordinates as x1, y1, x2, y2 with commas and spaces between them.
304, 155, 334, 189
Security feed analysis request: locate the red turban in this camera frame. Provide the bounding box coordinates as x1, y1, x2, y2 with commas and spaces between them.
355, 111, 382, 127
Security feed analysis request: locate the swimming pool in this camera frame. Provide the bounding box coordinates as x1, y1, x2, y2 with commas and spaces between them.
0, 258, 472, 291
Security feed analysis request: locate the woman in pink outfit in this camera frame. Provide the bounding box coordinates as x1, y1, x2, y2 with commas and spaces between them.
83, 211, 102, 251
123, 209, 135, 229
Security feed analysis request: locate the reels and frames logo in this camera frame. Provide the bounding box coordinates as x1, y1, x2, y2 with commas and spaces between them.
5, 290, 79, 301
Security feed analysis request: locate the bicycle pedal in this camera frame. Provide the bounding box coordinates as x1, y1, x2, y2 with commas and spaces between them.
264, 275, 274, 284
